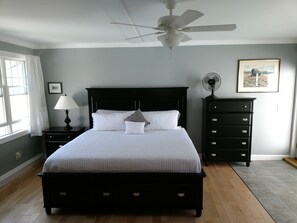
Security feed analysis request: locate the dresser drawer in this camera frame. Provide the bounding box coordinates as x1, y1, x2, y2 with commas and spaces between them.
209, 114, 251, 125
208, 150, 249, 162
208, 100, 253, 113
208, 126, 251, 137
45, 133, 77, 141
208, 138, 250, 149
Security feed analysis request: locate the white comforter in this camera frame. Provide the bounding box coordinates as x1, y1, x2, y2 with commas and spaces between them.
43, 128, 201, 173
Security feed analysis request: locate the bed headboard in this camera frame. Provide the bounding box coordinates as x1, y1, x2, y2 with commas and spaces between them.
86, 87, 188, 129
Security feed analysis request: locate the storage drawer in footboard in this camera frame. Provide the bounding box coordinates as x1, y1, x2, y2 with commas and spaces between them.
50, 186, 94, 206
164, 185, 198, 208
94, 186, 119, 205
120, 184, 198, 208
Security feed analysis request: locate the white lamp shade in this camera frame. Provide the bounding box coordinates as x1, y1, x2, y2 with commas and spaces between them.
54, 95, 79, 110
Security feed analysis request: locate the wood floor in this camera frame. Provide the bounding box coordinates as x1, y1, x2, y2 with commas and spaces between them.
283, 157, 297, 168
0, 162, 274, 223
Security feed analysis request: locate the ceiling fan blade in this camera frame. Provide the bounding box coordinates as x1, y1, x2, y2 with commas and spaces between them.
171, 10, 204, 28
111, 22, 160, 30
125, 32, 164, 40
181, 33, 192, 42
182, 24, 237, 32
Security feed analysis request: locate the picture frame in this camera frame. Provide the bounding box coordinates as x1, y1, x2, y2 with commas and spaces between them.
48, 82, 63, 94
237, 59, 280, 93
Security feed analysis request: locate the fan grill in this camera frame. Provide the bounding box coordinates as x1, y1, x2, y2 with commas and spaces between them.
202, 72, 221, 98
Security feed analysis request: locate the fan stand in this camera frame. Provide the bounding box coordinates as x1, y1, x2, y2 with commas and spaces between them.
205, 80, 217, 99
205, 88, 217, 99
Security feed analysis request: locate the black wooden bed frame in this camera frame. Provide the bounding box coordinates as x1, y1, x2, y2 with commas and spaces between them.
39, 87, 205, 216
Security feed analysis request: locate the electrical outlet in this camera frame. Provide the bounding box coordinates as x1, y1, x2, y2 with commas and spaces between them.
16, 151, 21, 160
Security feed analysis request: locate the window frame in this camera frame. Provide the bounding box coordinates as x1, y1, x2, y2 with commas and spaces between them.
0, 51, 30, 144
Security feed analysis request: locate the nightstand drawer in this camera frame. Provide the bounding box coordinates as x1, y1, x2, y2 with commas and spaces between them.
208, 100, 253, 113
209, 114, 251, 125
208, 126, 250, 137
45, 133, 76, 141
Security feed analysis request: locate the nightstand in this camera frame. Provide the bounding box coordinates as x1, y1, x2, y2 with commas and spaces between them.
43, 127, 85, 158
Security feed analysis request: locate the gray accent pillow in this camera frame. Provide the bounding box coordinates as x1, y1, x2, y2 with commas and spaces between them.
125, 109, 150, 126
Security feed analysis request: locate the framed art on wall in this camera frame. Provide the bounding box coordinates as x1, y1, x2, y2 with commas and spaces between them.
237, 59, 280, 92
48, 82, 63, 94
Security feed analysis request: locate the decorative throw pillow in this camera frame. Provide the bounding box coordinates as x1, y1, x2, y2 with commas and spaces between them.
125, 108, 150, 126
125, 121, 145, 134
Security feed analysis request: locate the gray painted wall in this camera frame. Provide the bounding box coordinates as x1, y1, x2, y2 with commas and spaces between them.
35, 44, 297, 156
0, 41, 43, 178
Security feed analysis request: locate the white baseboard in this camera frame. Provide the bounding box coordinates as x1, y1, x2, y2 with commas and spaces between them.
251, 154, 289, 160
0, 153, 44, 186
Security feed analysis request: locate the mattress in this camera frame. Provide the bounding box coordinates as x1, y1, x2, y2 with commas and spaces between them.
43, 128, 201, 173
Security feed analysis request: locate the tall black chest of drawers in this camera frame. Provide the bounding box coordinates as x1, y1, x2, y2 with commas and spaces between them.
202, 98, 255, 167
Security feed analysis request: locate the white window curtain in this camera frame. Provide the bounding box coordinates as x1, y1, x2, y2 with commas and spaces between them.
25, 55, 50, 136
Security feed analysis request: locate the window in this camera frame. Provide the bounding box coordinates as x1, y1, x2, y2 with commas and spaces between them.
0, 57, 29, 139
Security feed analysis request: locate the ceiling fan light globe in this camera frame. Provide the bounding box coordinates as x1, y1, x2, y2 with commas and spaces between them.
157, 33, 183, 48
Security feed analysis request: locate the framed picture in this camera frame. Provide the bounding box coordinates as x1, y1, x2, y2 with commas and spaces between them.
48, 82, 63, 94
237, 59, 280, 92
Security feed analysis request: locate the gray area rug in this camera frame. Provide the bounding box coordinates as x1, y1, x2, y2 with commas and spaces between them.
231, 160, 297, 223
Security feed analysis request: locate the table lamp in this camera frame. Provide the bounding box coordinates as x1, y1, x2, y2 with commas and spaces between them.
54, 94, 78, 130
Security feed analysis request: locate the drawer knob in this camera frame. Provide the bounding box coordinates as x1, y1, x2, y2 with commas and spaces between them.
211, 142, 217, 145
49, 136, 53, 138
59, 192, 67, 196
213, 106, 217, 109
242, 130, 248, 133
132, 192, 140, 197
244, 105, 248, 108
241, 154, 246, 157
177, 193, 185, 197
102, 192, 111, 197
242, 118, 248, 122
211, 153, 217, 157
67, 136, 71, 139
212, 118, 218, 122
211, 130, 217, 134
241, 142, 247, 145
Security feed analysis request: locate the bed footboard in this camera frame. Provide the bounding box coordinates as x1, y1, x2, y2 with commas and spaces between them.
38, 171, 205, 216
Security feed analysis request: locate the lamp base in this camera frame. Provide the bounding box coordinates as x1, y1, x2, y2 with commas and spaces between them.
64, 109, 72, 131
64, 125, 73, 131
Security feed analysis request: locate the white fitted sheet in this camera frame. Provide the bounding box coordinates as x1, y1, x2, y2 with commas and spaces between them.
43, 128, 201, 173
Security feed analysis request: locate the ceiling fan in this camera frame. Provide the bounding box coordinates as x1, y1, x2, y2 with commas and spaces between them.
111, 0, 236, 49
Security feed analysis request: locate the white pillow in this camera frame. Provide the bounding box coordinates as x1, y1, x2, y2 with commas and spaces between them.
125, 121, 145, 134
92, 111, 134, 130
143, 110, 180, 130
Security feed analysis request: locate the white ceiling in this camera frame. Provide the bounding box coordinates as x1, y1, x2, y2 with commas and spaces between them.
0, 0, 296, 49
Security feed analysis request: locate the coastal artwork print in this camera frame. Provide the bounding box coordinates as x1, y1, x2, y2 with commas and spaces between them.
237, 59, 280, 92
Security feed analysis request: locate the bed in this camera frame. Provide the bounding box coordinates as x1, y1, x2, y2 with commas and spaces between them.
39, 87, 205, 216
